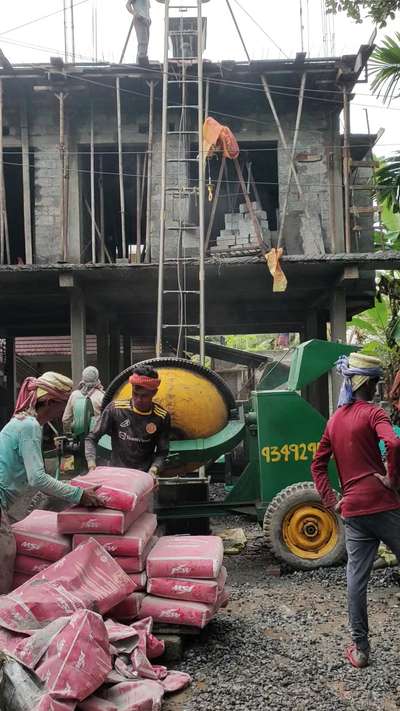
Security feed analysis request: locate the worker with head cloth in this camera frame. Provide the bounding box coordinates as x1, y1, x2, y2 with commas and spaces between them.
0, 372, 104, 595
85, 365, 170, 483
311, 352, 400, 669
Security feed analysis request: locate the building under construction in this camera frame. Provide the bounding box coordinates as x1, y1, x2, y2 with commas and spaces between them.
0, 5, 391, 424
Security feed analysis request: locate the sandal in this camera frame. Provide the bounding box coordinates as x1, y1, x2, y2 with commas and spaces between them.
345, 644, 369, 668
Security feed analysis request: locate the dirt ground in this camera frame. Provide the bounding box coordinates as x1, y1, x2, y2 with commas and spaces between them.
163, 516, 400, 711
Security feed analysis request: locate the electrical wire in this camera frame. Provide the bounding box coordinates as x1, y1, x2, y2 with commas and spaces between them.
230, 0, 289, 59
0, 0, 89, 37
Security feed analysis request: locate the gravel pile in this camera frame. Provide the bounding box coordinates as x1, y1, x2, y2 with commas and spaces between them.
164, 515, 400, 711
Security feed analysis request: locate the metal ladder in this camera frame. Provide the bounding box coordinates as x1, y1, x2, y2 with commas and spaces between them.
155, 0, 208, 363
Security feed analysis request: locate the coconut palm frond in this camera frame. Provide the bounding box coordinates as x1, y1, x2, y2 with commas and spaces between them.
375, 155, 400, 213
370, 33, 400, 104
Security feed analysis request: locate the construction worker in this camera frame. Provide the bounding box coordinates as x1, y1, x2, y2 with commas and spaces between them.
0, 373, 104, 595
85, 365, 170, 483
62, 366, 104, 433
126, 0, 151, 65
311, 352, 400, 669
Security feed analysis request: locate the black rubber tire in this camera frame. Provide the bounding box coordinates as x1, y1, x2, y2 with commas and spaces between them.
102, 357, 236, 412
263, 481, 346, 571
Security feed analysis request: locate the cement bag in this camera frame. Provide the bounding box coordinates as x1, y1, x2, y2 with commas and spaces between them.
108, 593, 146, 622
35, 610, 111, 702
12, 510, 71, 561
70, 467, 154, 512
147, 566, 227, 604
73, 514, 157, 558
138, 596, 215, 629
58, 507, 141, 536
128, 572, 147, 591
12, 572, 31, 589
0, 539, 135, 631
14, 555, 51, 576
146, 536, 224, 579
116, 538, 157, 574
79, 680, 164, 711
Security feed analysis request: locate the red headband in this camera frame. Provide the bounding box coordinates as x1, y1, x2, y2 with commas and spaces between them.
129, 373, 160, 391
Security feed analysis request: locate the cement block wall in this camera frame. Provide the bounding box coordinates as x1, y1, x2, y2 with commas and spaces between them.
1, 78, 373, 265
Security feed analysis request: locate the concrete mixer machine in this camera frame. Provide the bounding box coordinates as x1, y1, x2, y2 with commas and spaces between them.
70, 339, 354, 571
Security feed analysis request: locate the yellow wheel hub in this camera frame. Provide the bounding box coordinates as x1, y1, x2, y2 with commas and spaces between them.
282, 504, 338, 560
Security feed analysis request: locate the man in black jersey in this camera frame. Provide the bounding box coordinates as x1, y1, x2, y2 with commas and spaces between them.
85, 366, 170, 483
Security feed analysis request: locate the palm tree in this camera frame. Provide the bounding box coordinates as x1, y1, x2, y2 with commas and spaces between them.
370, 34, 400, 212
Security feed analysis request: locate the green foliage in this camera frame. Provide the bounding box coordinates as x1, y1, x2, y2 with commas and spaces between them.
326, 0, 400, 26
370, 33, 400, 103
375, 158, 400, 213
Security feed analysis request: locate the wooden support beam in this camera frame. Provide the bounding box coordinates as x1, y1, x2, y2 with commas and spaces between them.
116, 77, 127, 259
145, 81, 155, 263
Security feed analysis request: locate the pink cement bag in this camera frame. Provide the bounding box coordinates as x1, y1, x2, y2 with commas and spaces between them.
73, 513, 157, 557
70, 467, 154, 512
146, 535, 224, 579
12, 510, 71, 561
147, 566, 227, 604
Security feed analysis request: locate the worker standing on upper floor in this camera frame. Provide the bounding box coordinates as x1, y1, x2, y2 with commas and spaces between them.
126, 0, 151, 65
0, 372, 104, 595
62, 366, 104, 433
311, 353, 400, 669
85, 365, 170, 484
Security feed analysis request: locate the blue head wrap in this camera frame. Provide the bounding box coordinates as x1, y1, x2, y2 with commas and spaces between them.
336, 355, 382, 407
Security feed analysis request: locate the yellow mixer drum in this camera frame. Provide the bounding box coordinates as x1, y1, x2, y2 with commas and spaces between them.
102, 358, 235, 440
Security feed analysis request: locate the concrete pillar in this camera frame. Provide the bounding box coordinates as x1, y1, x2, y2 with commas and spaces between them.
109, 325, 121, 380
70, 290, 86, 386
122, 334, 132, 370
96, 317, 110, 386
329, 287, 347, 411
5, 336, 16, 418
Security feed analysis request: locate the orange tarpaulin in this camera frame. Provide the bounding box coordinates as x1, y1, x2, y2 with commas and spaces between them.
265, 248, 287, 293
203, 117, 240, 162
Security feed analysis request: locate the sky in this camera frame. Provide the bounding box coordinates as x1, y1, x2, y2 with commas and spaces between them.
0, 0, 399, 156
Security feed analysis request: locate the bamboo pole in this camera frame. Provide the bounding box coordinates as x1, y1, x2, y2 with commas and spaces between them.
20, 95, 33, 264
116, 77, 127, 259
277, 72, 306, 249
145, 80, 155, 263
90, 102, 96, 263
342, 86, 352, 253
0, 79, 4, 265
136, 153, 141, 263
99, 154, 105, 263
205, 156, 226, 251
56, 92, 69, 261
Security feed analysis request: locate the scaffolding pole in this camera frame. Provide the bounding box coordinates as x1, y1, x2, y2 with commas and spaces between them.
156, 0, 170, 357
145, 81, 155, 263
99, 155, 105, 263
90, 102, 96, 263
70, 0, 76, 63
0, 79, 4, 265
20, 95, 33, 264
136, 153, 141, 263
56, 91, 69, 262
342, 85, 351, 253
198, 0, 206, 365
116, 77, 127, 259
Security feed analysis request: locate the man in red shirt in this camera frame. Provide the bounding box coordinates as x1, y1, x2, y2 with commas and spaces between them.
311, 352, 400, 669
